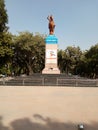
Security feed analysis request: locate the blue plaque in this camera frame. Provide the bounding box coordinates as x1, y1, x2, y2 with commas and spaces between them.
45, 35, 58, 44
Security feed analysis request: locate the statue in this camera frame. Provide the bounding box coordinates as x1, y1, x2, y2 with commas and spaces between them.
47, 15, 55, 35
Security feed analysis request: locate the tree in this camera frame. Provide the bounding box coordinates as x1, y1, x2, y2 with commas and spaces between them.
12, 32, 45, 75
0, 0, 13, 75
85, 43, 98, 78
58, 46, 82, 75
0, 0, 8, 32
76, 51, 87, 77
58, 49, 66, 73
0, 32, 13, 75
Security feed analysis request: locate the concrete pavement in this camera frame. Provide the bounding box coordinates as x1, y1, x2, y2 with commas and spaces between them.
0, 86, 98, 130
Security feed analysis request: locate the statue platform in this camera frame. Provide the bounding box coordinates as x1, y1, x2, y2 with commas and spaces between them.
42, 35, 60, 74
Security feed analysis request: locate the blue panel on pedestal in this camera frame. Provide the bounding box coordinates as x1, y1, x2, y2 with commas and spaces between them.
45, 35, 58, 44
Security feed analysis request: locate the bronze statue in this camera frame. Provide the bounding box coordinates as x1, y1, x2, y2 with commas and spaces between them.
47, 15, 55, 35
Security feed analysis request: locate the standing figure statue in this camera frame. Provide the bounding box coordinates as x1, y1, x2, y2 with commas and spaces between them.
47, 15, 55, 35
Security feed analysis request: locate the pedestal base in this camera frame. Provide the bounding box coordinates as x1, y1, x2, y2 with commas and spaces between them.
42, 35, 60, 74
42, 67, 60, 74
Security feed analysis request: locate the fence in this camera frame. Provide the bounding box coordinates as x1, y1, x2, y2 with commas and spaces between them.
0, 76, 98, 87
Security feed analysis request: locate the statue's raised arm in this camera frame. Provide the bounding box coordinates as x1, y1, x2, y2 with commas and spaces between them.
47, 15, 55, 35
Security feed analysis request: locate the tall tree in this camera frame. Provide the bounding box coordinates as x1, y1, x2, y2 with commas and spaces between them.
12, 32, 45, 75
58, 46, 82, 75
0, 0, 8, 32
85, 43, 98, 78
0, 0, 13, 75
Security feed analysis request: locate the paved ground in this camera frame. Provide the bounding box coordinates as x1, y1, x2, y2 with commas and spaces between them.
0, 86, 98, 130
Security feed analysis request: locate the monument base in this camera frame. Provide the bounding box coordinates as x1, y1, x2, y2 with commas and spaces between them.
42, 35, 60, 74
42, 67, 60, 74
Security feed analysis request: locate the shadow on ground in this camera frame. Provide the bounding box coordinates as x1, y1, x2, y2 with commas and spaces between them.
0, 114, 98, 130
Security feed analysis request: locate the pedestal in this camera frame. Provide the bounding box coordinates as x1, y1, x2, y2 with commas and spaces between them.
42, 35, 60, 74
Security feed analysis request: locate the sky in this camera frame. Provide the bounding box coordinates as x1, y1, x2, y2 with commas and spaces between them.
5, 0, 98, 51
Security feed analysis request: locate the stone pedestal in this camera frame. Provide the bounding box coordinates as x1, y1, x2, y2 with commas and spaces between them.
42, 35, 60, 74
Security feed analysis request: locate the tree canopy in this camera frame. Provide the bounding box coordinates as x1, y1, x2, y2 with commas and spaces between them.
0, 0, 8, 32
0, 0, 13, 75
12, 32, 45, 75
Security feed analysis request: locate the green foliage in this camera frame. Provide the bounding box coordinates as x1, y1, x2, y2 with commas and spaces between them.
0, 0, 14, 75
0, 32, 13, 57
0, 33, 13, 75
0, 0, 8, 32
0, 29, 97, 78
58, 46, 82, 75
84, 43, 98, 78
58, 44, 98, 78
12, 32, 45, 75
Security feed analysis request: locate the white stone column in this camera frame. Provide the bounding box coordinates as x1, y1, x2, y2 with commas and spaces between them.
42, 35, 60, 74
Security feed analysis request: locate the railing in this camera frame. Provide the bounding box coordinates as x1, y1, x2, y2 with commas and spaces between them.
0, 76, 98, 87
57, 78, 98, 87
